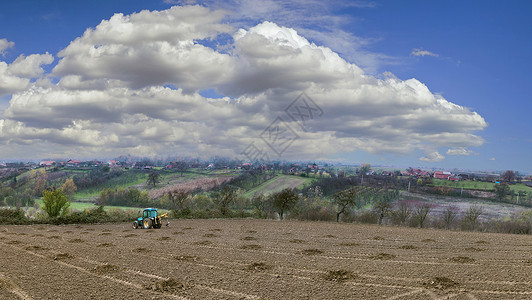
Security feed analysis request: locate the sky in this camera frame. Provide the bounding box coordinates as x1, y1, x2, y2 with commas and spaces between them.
0, 0, 530, 173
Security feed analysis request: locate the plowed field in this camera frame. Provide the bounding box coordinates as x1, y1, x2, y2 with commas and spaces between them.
1, 219, 531, 299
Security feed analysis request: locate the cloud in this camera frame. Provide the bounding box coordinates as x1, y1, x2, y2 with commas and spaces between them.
176, 0, 390, 73
411, 48, 439, 57
0, 52, 54, 96
419, 151, 445, 162
446, 147, 476, 156
0, 6, 487, 161
53, 5, 233, 92
489, 157, 496, 161
9, 53, 54, 78
0, 38, 15, 56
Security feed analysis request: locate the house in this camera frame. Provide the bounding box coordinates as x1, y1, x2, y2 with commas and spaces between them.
39, 161, 56, 167
107, 160, 119, 167
433, 171, 452, 180
66, 159, 81, 167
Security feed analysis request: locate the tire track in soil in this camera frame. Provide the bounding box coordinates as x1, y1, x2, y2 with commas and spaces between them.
386, 289, 424, 299
159, 242, 532, 297
121, 243, 532, 299
114, 228, 530, 269
68, 255, 261, 300
5, 230, 532, 299
0, 233, 261, 300
0, 272, 32, 300
0, 241, 188, 300
97, 230, 532, 298
4, 224, 532, 299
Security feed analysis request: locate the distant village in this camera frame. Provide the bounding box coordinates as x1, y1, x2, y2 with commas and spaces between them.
0, 158, 519, 183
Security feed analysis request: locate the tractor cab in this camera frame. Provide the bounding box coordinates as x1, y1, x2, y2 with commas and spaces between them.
133, 208, 168, 229
142, 208, 158, 219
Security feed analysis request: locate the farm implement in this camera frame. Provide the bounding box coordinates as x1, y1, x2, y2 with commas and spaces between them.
133, 208, 169, 229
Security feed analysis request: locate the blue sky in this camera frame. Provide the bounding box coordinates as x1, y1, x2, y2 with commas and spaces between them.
0, 0, 530, 173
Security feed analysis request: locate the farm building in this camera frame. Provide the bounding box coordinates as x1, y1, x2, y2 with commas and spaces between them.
433, 171, 452, 180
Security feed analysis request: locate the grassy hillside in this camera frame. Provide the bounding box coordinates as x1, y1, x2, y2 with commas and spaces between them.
244, 175, 313, 197
430, 179, 532, 193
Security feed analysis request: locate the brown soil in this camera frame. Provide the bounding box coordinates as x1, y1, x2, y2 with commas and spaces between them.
1, 219, 531, 299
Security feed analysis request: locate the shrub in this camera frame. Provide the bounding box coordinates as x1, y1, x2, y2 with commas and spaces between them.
355, 210, 378, 224
42, 188, 70, 218
0, 208, 29, 224
296, 207, 335, 222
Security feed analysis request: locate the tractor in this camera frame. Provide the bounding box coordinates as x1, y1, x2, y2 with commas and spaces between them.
133, 208, 169, 229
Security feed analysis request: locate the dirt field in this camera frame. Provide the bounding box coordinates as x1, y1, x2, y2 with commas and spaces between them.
1, 219, 531, 299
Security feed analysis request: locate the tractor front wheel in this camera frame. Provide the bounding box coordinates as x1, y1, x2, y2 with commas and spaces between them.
143, 218, 153, 229
133, 221, 139, 229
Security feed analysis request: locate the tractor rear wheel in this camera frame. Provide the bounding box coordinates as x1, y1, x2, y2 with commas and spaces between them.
133, 221, 139, 229
143, 218, 153, 229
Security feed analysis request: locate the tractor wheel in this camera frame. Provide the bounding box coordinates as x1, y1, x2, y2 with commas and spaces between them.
143, 218, 153, 229
133, 221, 139, 229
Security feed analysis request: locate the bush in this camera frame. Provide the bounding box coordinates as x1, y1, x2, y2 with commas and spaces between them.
0, 208, 29, 224
355, 210, 378, 224
295, 207, 335, 222
42, 188, 70, 218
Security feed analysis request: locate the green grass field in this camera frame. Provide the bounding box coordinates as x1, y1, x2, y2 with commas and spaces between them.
35, 199, 149, 212
244, 175, 313, 197
430, 179, 532, 193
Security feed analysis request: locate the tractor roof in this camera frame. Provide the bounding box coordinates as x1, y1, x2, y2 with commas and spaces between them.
143, 208, 157, 211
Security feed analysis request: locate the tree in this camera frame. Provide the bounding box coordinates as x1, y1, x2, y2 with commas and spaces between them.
411, 202, 432, 228
146, 171, 161, 187
372, 189, 399, 225
463, 205, 483, 230
33, 170, 47, 197
251, 193, 271, 218
61, 178, 77, 196
359, 163, 371, 175
501, 170, 516, 183
176, 161, 189, 176
494, 183, 510, 201
214, 186, 236, 216
373, 199, 392, 225
333, 188, 358, 222
392, 200, 412, 225
42, 188, 70, 218
270, 188, 299, 220
168, 190, 190, 211
442, 206, 459, 229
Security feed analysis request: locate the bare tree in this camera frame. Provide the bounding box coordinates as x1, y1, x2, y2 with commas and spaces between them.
372, 189, 399, 225
502, 170, 516, 183
176, 161, 189, 176
168, 190, 190, 210
393, 200, 412, 225
442, 206, 459, 229
464, 205, 483, 230
412, 202, 432, 228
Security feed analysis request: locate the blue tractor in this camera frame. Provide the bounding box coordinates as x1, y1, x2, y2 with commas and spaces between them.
133, 208, 168, 229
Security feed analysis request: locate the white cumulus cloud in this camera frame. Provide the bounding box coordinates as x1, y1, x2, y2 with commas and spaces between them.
0, 5, 487, 161
0, 38, 15, 56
